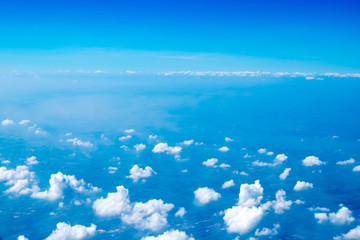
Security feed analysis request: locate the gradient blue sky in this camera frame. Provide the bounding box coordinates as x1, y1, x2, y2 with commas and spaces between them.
1, 0, 360, 73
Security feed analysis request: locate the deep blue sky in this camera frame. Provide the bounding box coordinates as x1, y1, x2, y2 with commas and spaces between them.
1, 0, 360, 72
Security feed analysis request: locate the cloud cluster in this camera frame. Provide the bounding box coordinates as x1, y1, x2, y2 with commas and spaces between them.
252, 154, 288, 167
127, 165, 155, 182
0, 165, 39, 195
337, 158, 355, 165
194, 187, 221, 205
218, 146, 229, 152
152, 143, 182, 157
45, 222, 96, 240
141, 230, 194, 240
334, 225, 360, 240
2, 119, 15, 126
93, 186, 174, 231
255, 224, 280, 237
26, 156, 39, 165
67, 138, 93, 148
314, 206, 354, 225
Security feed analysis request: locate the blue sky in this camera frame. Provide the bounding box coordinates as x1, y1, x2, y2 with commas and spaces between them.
1, 0, 360, 72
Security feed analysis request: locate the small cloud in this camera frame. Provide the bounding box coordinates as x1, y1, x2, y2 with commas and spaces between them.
182, 140, 194, 146
225, 137, 234, 142
45, 222, 96, 240
279, 168, 291, 180
257, 148, 267, 154
124, 129, 135, 134
67, 138, 93, 148
352, 165, 360, 172
175, 207, 187, 217
152, 143, 182, 157
26, 156, 39, 165
119, 135, 132, 141
2, 119, 14, 126
302, 156, 325, 167
219, 163, 231, 168
194, 187, 221, 205
294, 181, 313, 191
202, 158, 218, 168
127, 165, 155, 182
149, 135, 158, 140
218, 146, 229, 152
19, 120, 30, 125
134, 143, 146, 152
222, 180, 235, 189
337, 158, 355, 165
108, 166, 118, 174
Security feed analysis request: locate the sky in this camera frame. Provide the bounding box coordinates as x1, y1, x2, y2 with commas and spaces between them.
1, 0, 360, 73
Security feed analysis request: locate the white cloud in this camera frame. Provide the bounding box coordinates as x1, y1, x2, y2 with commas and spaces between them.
124, 129, 135, 134
315, 207, 354, 225
119, 135, 132, 141
218, 146, 229, 152
272, 190, 292, 214
31, 172, 100, 201
26, 156, 39, 165
175, 207, 186, 217
45, 222, 96, 240
238, 180, 263, 207
2, 119, 14, 126
257, 148, 267, 154
134, 143, 146, 152
93, 186, 131, 217
219, 163, 231, 168
127, 165, 155, 182
108, 166, 118, 174
182, 140, 194, 146
252, 154, 287, 167
302, 156, 325, 166
141, 230, 194, 240
334, 225, 360, 240
353, 166, 360, 172
0, 165, 39, 195
222, 180, 235, 189
266, 151, 274, 156
149, 135, 158, 140
121, 199, 174, 231
279, 168, 291, 180
18, 236, 29, 240
255, 224, 280, 236
225, 137, 234, 142
202, 158, 218, 168
294, 181, 313, 191
337, 158, 355, 165
194, 187, 221, 205
66, 138, 93, 148
19, 120, 30, 125
152, 143, 182, 156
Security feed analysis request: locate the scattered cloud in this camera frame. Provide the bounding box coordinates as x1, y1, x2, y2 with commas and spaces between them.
255, 224, 280, 237
152, 143, 182, 157
194, 187, 221, 205
45, 222, 96, 240
294, 181, 313, 191
26, 156, 39, 165
222, 180, 235, 189
257, 148, 267, 154
353, 166, 360, 172
66, 138, 93, 148
141, 230, 194, 240
134, 143, 146, 152
175, 207, 186, 217
182, 140, 194, 146
302, 156, 325, 167
2, 119, 14, 126
124, 129, 135, 134
19, 120, 30, 125
272, 190, 292, 214
119, 135, 132, 141
337, 158, 355, 165
225, 137, 234, 142
218, 146, 229, 152
202, 158, 218, 168
279, 168, 291, 180
127, 165, 155, 182
334, 225, 360, 240
315, 206, 354, 225
0, 165, 39, 195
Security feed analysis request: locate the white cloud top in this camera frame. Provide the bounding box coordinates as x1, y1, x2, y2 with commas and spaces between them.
238, 180, 263, 207
337, 158, 355, 165
272, 190, 292, 214
218, 146, 229, 152
124, 129, 135, 134
255, 224, 280, 236
202, 158, 218, 167
225, 137, 234, 142
45, 222, 96, 240
175, 207, 186, 217
182, 140, 194, 146
127, 165, 155, 182
315, 206, 354, 225
152, 143, 182, 156
302, 156, 325, 166
141, 230, 194, 240
19, 120, 30, 125
279, 168, 291, 180
334, 225, 360, 240
294, 181, 313, 191
1, 119, 14, 126
194, 187, 221, 205
26, 156, 39, 165
222, 180, 235, 189
93, 186, 131, 217
66, 138, 93, 148
134, 143, 146, 152
0, 165, 39, 195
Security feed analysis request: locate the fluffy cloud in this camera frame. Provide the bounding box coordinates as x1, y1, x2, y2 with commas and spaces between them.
334, 225, 360, 240
127, 165, 155, 182
31, 172, 100, 201
66, 138, 93, 148
134, 144, 146, 152
18, 236, 29, 240
194, 187, 221, 205
279, 168, 291, 180
257, 148, 267, 154
2, 119, 14, 126
26, 156, 39, 165
119, 135, 132, 141
152, 143, 182, 156
294, 181, 313, 191
182, 140, 194, 146
93, 186, 174, 231
45, 222, 96, 240
202, 158, 218, 167
272, 190, 292, 214
124, 129, 135, 134
0, 165, 39, 195
252, 154, 288, 167
302, 156, 325, 166
219, 163, 230, 168
255, 224, 280, 236
222, 180, 235, 189
315, 207, 354, 225
175, 207, 186, 217
225, 137, 234, 142
238, 180, 263, 207
19, 120, 30, 125
93, 186, 131, 217
218, 146, 229, 152
337, 158, 355, 165
353, 166, 360, 172
141, 230, 194, 240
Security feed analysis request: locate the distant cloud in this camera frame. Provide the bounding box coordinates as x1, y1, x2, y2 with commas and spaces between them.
255, 224, 280, 237
182, 140, 194, 146
124, 129, 135, 134
253, 154, 288, 167
17, 236, 29, 240
26, 156, 39, 165
225, 137, 234, 142
202, 158, 218, 168
19, 120, 30, 125
294, 181, 313, 191
218, 146, 229, 152
152, 143, 182, 157
134, 143, 146, 152
219, 163, 231, 168
149, 135, 158, 140
127, 165, 155, 182
222, 180, 235, 189
257, 148, 267, 154
45, 222, 96, 240
119, 135, 132, 141
334, 225, 360, 240
67, 138, 93, 148
194, 187, 221, 205
0, 165, 39, 195
141, 230, 194, 240
279, 168, 291, 180
315, 206, 354, 225
1, 119, 14, 126
175, 207, 186, 217
302, 156, 325, 166
272, 190, 292, 214
337, 158, 355, 165
353, 165, 360, 172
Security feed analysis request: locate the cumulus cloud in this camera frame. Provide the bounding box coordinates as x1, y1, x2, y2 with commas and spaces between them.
149, 135, 158, 140
337, 158, 355, 165
225, 137, 234, 142
93, 186, 174, 231
302, 156, 325, 166
134, 144, 146, 152
222, 180, 235, 189
202, 158, 218, 168
127, 165, 155, 182
19, 120, 30, 125
219, 163, 230, 168
257, 148, 267, 154
26, 156, 39, 165
141, 230, 194, 240
31, 172, 100, 201
182, 140, 194, 146
175, 207, 186, 217
255, 224, 280, 236
67, 138, 93, 148
352, 166, 360, 172
0, 165, 39, 195
45, 222, 96, 240
252, 154, 288, 167
18, 236, 29, 240
279, 168, 291, 180
272, 190, 292, 214
238, 180, 263, 207
119, 135, 132, 141
152, 143, 182, 156
218, 146, 229, 152
194, 187, 221, 205
1, 119, 14, 126
315, 206, 354, 225
334, 225, 360, 240
124, 129, 135, 134
294, 181, 313, 191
